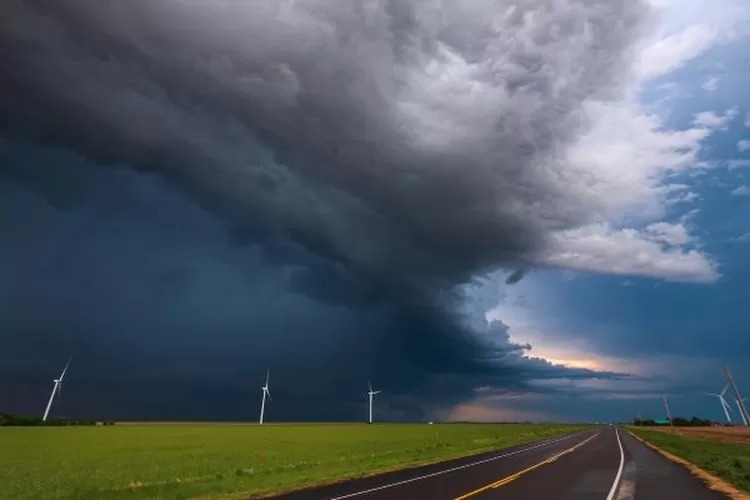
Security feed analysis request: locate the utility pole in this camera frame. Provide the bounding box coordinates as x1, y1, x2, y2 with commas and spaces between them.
725, 366, 750, 426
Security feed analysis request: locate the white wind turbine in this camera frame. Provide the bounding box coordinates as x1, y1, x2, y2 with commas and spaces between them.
704, 383, 734, 424
259, 369, 271, 425
367, 380, 381, 424
725, 366, 750, 426
42, 358, 71, 422
662, 395, 673, 427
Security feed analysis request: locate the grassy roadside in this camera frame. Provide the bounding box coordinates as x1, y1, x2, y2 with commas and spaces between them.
0, 423, 585, 499
628, 427, 750, 494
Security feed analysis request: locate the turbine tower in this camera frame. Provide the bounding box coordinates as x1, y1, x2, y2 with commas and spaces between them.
736, 399, 748, 426
703, 383, 733, 423
42, 358, 71, 422
725, 366, 750, 426
259, 369, 271, 425
662, 395, 673, 427
367, 380, 381, 424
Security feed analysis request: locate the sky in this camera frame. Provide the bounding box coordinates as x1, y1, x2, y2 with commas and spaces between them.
1, 0, 749, 423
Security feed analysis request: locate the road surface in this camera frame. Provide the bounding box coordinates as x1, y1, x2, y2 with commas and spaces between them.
273, 427, 729, 499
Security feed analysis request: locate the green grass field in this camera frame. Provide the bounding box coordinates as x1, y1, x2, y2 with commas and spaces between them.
0, 423, 582, 499
628, 428, 750, 493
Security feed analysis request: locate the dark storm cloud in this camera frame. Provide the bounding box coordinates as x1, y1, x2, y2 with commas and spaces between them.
0, 1, 652, 418
0, 143, 627, 419
0, 0, 652, 288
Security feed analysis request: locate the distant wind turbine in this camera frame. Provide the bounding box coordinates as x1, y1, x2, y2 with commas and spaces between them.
703, 383, 733, 423
662, 395, 673, 427
42, 358, 71, 422
367, 380, 381, 424
259, 369, 271, 425
725, 366, 750, 426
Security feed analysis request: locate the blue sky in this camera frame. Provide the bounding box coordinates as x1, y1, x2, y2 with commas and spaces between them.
1, 0, 749, 423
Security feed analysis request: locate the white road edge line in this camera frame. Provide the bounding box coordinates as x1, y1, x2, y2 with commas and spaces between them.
605, 427, 625, 500
329, 431, 589, 500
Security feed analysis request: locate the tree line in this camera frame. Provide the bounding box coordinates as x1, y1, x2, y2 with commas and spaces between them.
0, 412, 114, 426
632, 416, 716, 426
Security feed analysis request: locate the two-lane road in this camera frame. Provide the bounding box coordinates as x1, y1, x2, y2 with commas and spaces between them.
273, 427, 729, 499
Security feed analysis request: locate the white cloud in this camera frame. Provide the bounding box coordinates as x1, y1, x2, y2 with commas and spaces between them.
692, 108, 737, 129
733, 232, 750, 242
738, 140, 750, 152
560, 102, 717, 224
679, 209, 700, 224
540, 223, 718, 283
634, 24, 718, 81
731, 185, 750, 196
528, 78, 736, 283
669, 191, 699, 204
645, 0, 750, 28
644, 221, 692, 245
701, 76, 719, 91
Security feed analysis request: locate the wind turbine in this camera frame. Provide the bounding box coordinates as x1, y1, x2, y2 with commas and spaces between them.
703, 383, 733, 423
42, 358, 71, 422
662, 395, 673, 427
259, 369, 271, 425
367, 380, 381, 424
725, 366, 750, 426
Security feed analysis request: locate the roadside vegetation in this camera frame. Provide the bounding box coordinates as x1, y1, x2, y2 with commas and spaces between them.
0, 423, 584, 499
629, 427, 750, 494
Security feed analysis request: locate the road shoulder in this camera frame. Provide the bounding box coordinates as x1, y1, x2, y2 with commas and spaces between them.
625, 430, 748, 500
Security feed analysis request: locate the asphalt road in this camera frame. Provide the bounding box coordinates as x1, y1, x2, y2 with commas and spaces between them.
273, 427, 729, 500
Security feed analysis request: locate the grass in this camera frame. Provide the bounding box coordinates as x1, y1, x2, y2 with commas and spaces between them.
629, 427, 750, 493
0, 423, 582, 499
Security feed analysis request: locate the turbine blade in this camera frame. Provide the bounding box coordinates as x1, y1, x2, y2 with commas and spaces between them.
265, 369, 270, 386
720, 383, 729, 397
368, 379, 372, 392
59, 357, 72, 381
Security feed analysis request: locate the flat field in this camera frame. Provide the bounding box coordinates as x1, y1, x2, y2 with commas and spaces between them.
0, 423, 582, 499
629, 427, 750, 493
642, 425, 750, 445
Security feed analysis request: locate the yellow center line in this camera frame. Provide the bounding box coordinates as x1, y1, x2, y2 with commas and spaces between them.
454, 432, 600, 500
